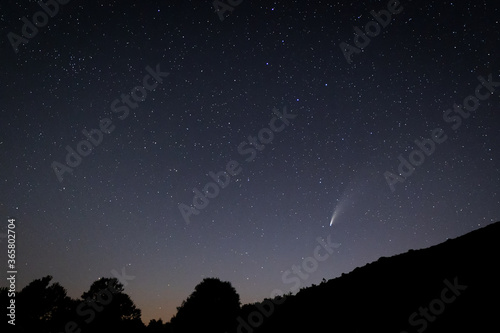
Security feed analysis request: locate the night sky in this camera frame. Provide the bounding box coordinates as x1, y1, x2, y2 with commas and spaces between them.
1, 0, 499, 324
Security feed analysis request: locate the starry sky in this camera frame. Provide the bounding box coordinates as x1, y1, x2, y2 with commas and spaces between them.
1, 0, 499, 324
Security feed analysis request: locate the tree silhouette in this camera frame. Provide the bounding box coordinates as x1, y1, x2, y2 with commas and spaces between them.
79, 277, 143, 333
147, 318, 172, 333
170, 277, 240, 333
15, 276, 76, 333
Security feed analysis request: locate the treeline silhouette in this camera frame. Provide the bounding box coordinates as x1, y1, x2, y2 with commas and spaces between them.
2, 221, 499, 333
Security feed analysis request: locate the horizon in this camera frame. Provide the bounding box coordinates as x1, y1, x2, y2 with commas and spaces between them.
6, 220, 498, 324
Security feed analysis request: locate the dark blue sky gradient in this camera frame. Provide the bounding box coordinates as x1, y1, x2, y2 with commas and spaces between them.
0, 0, 499, 323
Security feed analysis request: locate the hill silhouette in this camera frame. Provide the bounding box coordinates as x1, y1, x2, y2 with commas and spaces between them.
237, 221, 500, 333
2, 222, 498, 333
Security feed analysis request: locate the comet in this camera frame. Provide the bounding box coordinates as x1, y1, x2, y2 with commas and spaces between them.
329, 210, 338, 226
328, 169, 374, 227
329, 196, 349, 227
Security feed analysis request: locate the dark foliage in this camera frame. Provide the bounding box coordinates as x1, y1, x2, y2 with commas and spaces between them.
78, 277, 144, 333
170, 277, 241, 333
